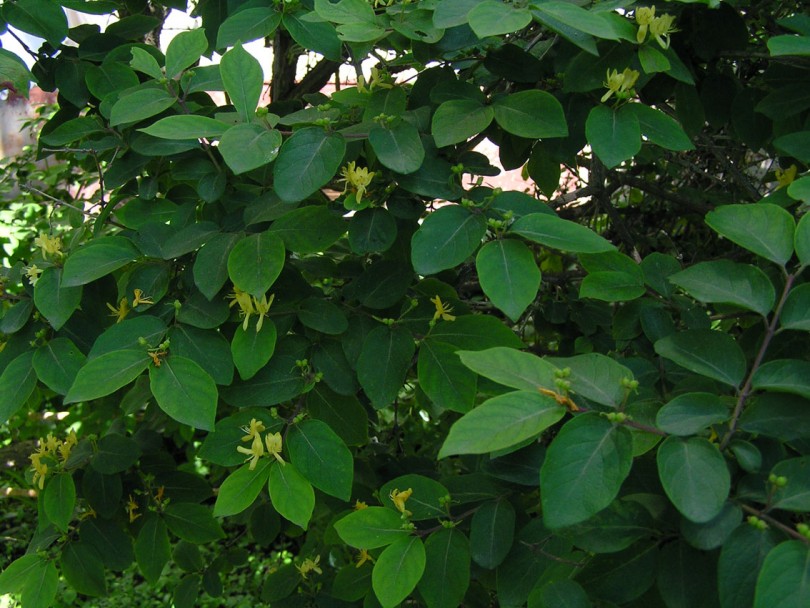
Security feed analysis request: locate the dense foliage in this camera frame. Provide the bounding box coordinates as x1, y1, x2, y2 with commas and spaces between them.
1, 0, 810, 606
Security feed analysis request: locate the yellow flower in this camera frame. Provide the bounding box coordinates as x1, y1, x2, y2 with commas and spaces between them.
340, 161, 375, 205
389, 487, 413, 516
354, 500, 368, 510
240, 418, 266, 442
635, 6, 656, 43
107, 297, 131, 323
296, 556, 322, 579
44, 433, 60, 454
265, 432, 285, 466
236, 432, 265, 470
25, 264, 42, 286
649, 14, 677, 49
229, 286, 256, 331
127, 495, 141, 523
132, 289, 154, 308
601, 68, 640, 103
252, 293, 274, 333
29, 452, 48, 490
34, 232, 62, 259
356, 549, 374, 568
430, 295, 456, 322
775, 165, 797, 189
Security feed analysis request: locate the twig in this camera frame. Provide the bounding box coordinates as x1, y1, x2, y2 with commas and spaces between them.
720, 271, 796, 450
740, 503, 810, 545
21, 183, 125, 228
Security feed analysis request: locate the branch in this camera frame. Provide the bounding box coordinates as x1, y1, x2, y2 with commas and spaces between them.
740, 503, 810, 545
21, 184, 125, 228
612, 173, 712, 215
289, 58, 341, 100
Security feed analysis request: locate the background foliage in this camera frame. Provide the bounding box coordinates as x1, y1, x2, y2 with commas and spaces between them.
1, 0, 810, 606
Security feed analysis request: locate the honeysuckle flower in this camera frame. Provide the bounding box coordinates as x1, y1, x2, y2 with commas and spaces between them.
43, 433, 60, 454
237, 432, 265, 470
132, 289, 154, 307
229, 286, 256, 331
29, 452, 48, 490
252, 293, 274, 333
354, 500, 368, 510
601, 68, 640, 103
241, 418, 266, 442
389, 488, 413, 515
649, 14, 677, 49
635, 6, 656, 43
340, 161, 375, 205
25, 264, 42, 286
265, 432, 285, 465
127, 494, 141, 523
107, 297, 131, 323
356, 549, 374, 568
775, 164, 797, 189
296, 555, 322, 579
34, 232, 62, 259
430, 295, 456, 322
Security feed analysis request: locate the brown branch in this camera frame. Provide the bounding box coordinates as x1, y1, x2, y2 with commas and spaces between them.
740, 503, 810, 545
289, 58, 342, 100
612, 173, 712, 215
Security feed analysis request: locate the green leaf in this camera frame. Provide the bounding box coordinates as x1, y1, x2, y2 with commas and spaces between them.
654, 330, 747, 387
165, 28, 208, 80
335, 507, 409, 549
34, 266, 82, 330
492, 90, 568, 139
379, 474, 450, 521
82, 469, 123, 518
418, 529, 471, 608
718, 524, 779, 608
468, 1, 531, 38
657, 436, 730, 523
18, 558, 57, 608
282, 11, 342, 61
268, 462, 315, 529
62, 236, 141, 287
227, 231, 285, 297
198, 410, 281, 466
476, 239, 541, 321
585, 104, 641, 169
669, 260, 776, 316
194, 233, 241, 300
628, 103, 694, 151
753, 541, 810, 608
163, 503, 225, 543
86, 62, 140, 99
135, 514, 171, 584
531, 1, 621, 40
87, 316, 167, 360
656, 393, 729, 436
580, 270, 646, 302
40, 116, 104, 146
458, 346, 558, 391
546, 353, 634, 408
427, 315, 523, 351
540, 413, 634, 529
0, 555, 42, 595
220, 124, 282, 174
0, 351, 37, 423
469, 499, 515, 569
510, 212, 615, 253
129, 47, 163, 80
220, 42, 263, 122
314, 0, 376, 24
273, 128, 346, 202
80, 519, 134, 572
781, 283, 810, 331
138, 115, 230, 139
287, 420, 354, 500
0, 298, 32, 334
268, 206, 346, 254
307, 385, 368, 446
418, 339, 478, 413
3, 0, 68, 47
44, 474, 76, 532
530, 580, 590, 608
770, 457, 810, 512
92, 433, 141, 474
65, 349, 150, 403
368, 121, 425, 174
372, 536, 426, 608
149, 356, 218, 430
336, 21, 386, 42
411, 205, 486, 275
705, 204, 795, 266
216, 7, 281, 49
432, 100, 494, 147
110, 88, 177, 126
638, 44, 671, 74
768, 35, 810, 57
174, 574, 201, 608
60, 542, 106, 597
348, 207, 398, 254
357, 325, 415, 409
213, 460, 272, 517
33, 338, 85, 396
231, 320, 277, 380
439, 391, 564, 457
169, 324, 234, 386
0, 49, 34, 98
796, 213, 810, 267
752, 359, 810, 400
560, 499, 655, 554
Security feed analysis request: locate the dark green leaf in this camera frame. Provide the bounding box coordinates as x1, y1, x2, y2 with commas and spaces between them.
44, 474, 75, 532
368, 121, 425, 174
656, 392, 729, 436
216, 7, 281, 49
458, 346, 558, 391
753, 541, 810, 608
268, 206, 346, 254
287, 420, 354, 500
357, 325, 415, 409
220, 42, 263, 122
418, 339, 478, 413
62, 236, 140, 287
0, 351, 37, 423
585, 104, 641, 169
705, 204, 795, 266
165, 28, 208, 79
335, 507, 409, 549
372, 536, 426, 608
492, 90, 567, 139
163, 503, 225, 543
411, 205, 486, 275
511, 212, 615, 253
273, 128, 346, 202
65, 349, 150, 403
468, 1, 531, 37
432, 100, 494, 147
476, 239, 541, 321
134, 514, 171, 584
655, 330, 747, 387
470, 499, 515, 569
149, 356, 218, 430
418, 529, 471, 608
227, 231, 285, 298
220, 124, 282, 174
268, 462, 315, 529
